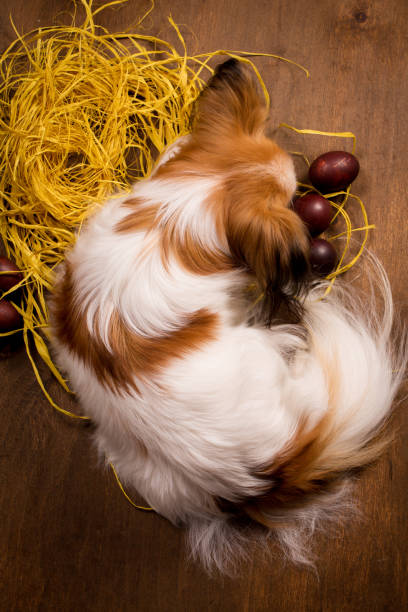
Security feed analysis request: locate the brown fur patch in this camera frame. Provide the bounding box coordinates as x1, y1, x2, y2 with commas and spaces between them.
115, 192, 232, 275
238, 347, 392, 527
154, 134, 286, 181
222, 172, 308, 279
193, 58, 268, 142
242, 416, 391, 529
52, 263, 219, 393
159, 219, 232, 276
115, 197, 158, 234
220, 172, 309, 325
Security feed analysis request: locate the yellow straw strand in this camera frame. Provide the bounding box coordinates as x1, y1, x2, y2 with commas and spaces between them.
280, 123, 357, 154
110, 464, 154, 511
329, 225, 376, 241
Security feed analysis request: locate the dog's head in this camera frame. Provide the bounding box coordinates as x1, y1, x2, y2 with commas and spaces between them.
157, 59, 310, 323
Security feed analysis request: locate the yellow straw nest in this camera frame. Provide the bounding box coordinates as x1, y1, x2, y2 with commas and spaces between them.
0, 0, 372, 417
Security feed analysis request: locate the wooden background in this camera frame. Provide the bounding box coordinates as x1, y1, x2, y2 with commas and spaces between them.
1, 1, 407, 610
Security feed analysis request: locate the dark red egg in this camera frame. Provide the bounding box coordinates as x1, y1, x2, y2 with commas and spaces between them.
0, 300, 22, 332
309, 151, 360, 192
293, 193, 333, 236
0, 256, 23, 292
309, 238, 337, 275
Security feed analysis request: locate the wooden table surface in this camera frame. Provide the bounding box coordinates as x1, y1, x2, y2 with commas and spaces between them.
1, 1, 407, 610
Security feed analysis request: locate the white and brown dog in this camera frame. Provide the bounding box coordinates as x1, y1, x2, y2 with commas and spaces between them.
50, 59, 406, 572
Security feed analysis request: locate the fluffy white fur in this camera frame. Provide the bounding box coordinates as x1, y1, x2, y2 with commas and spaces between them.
49, 60, 406, 574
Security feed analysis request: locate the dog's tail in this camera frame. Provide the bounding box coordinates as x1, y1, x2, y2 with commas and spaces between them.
188, 254, 407, 573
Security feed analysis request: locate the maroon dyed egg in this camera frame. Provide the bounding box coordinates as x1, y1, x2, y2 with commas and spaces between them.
0, 300, 22, 331
293, 193, 333, 237
309, 238, 337, 275
0, 256, 23, 292
309, 151, 360, 192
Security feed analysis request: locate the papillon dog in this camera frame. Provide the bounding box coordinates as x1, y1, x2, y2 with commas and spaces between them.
49, 59, 406, 573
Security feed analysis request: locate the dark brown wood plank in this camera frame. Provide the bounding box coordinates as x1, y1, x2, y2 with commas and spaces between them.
1, 1, 407, 610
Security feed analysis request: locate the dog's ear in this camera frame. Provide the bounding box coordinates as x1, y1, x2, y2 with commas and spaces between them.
192, 59, 267, 143
223, 175, 310, 324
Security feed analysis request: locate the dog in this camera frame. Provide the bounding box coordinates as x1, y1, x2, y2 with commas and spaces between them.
49, 59, 406, 573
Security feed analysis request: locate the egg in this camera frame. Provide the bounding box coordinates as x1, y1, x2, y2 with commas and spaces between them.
309, 151, 360, 192
0, 299, 22, 332
293, 193, 333, 236
0, 256, 23, 292
309, 238, 337, 275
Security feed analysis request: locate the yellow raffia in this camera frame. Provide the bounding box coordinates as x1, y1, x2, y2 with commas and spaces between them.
280, 122, 357, 153
110, 463, 153, 511
0, 0, 373, 510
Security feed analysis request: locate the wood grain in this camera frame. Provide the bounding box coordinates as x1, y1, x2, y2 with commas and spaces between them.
1, 1, 407, 610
